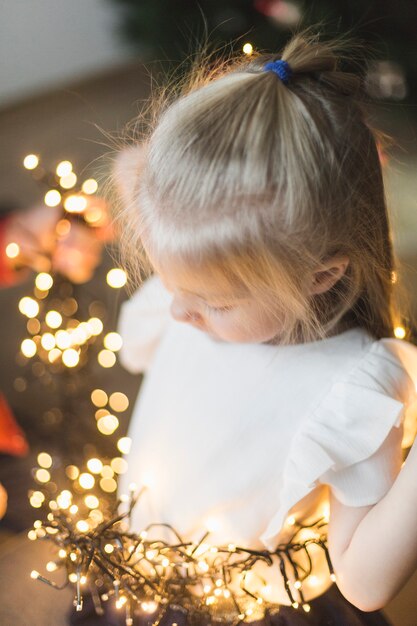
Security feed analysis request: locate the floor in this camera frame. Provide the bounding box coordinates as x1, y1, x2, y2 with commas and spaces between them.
0, 61, 417, 625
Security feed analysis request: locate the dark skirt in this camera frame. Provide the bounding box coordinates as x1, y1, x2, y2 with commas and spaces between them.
68, 584, 393, 626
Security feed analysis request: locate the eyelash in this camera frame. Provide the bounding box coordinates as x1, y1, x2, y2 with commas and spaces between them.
205, 304, 234, 313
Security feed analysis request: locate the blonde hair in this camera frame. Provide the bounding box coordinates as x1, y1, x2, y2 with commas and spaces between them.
111, 25, 410, 346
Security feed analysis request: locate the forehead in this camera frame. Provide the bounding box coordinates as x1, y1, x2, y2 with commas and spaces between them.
148, 250, 248, 301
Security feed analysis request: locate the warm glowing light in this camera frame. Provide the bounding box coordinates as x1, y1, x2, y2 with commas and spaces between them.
21, 338, 37, 358
391, 270, 397, 284
84, 495, 99, 509
56, 219, 71, 237
98, 349, 116, 368
35, 272, 54, 291
71, 322, 91, 345
110, 457, 128, 475
243, 42, 253, 55
27, 319, 40, 335
59, 172, 77, 189
101, 465, 114, 479
116, 596, 127, 609
76, 520, 90, 533
89, 509, 104, 523
44, 189, 62, 207
205, 516, 221, 532
64, 194, 87, 213
56, 160, 72, 177
68, 573, 78, 583
97, 414, 119, 435
30, 570, 40, 579
69, 504, 78, 515
46, 561, 57, 572
45, 310, 62, 329
19, 297, 39, 318
62, 348, 80, 368
31, 491, 45, 503
394, 326, 406, 339
87, 317, 103, 336
57, 493, 72, 509
103, 332, 123, 352
37, 452, 52, 468
117, 437, 132, 455
303, 604, 311, 613
78, 473, 95, 489
87, 458, 103, 474
286, 515, 296, 525
109, 392, 129, 413
141, 601, 158, 614
91, 389, 108, 408
24, 154, 39, 170
48, 348, 62, 363
41, 333, 56, 350
5, 242, 19, 259
82, 178, 98, 194
106, 268, 127, 288
55, 330, 71, 349
35, 468, 51, 483
66, 465, 79, 480
104, 544, 114, 554
100, 477, 117, 493
84, 207, 104, 225
95, 408, 109, 420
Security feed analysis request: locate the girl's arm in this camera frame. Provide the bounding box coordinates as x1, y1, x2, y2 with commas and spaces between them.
327, 437, 417, 612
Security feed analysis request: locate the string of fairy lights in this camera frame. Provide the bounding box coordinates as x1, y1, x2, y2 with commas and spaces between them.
7, 156, 134, 512
28, 477, 335, 625
8, 152, 408, 624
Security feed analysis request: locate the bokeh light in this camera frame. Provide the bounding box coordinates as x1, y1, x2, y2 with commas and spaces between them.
35, 273, 54, 291
109, 392, 129, 413
106, 268, 127, 288
23, 154, 39, 170
91, 389, 108, 408
44, 189, 62, 207
98, 350, 116, 368
103, 332, 123, 352
97, 414, 119, 435
19, 297, 39, 318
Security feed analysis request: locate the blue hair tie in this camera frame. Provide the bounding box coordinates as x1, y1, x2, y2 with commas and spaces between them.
262, 59, 292, 85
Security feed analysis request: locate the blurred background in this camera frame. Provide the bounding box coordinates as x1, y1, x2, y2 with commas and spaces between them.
0, 1, 416, 624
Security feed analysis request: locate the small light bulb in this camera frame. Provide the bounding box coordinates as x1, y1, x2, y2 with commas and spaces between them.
44, 190, 61, 207
106, 268, 127, 289
5, 242, 19, 259
56, 161, 73, 177
24, 154, 39, 170
82, 178, 98, 194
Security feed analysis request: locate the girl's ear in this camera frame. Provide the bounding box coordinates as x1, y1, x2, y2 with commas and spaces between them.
309, 256, 350, 295
111, 143, 148, 210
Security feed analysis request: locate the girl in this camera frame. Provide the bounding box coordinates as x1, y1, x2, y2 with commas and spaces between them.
88, 27, 417, 626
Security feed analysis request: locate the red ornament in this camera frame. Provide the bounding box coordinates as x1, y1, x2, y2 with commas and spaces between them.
0, 393, 29, 456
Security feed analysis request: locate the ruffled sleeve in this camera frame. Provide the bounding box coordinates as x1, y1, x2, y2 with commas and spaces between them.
117, 274, 172, 374
259, 337, 417, 551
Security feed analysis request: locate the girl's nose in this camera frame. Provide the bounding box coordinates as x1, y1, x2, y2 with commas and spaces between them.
170, 296, 203, 324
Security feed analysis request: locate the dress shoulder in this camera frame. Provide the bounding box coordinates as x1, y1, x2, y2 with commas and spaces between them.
117, 275, 172, 374
259, 336, 417, 550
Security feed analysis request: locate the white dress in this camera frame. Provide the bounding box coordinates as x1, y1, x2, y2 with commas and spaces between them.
117, 275, 417, 604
